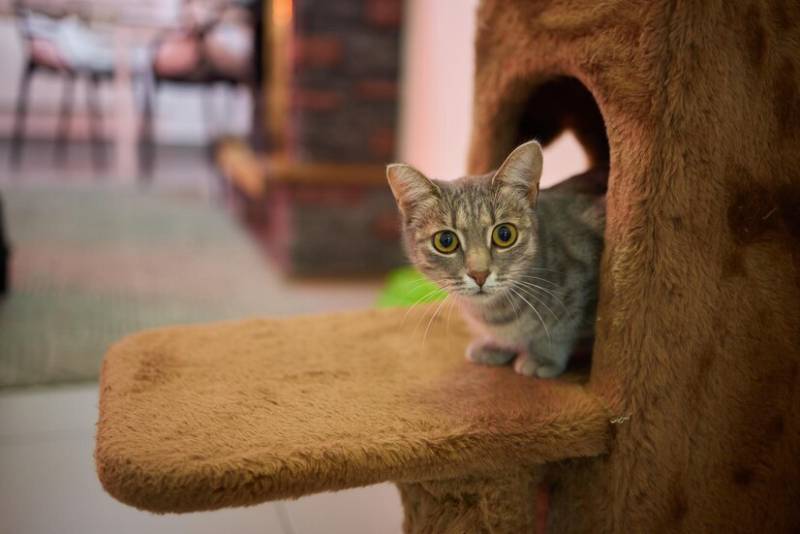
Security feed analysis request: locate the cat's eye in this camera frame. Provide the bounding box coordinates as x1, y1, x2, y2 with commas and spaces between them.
492, 223, 518, 248
432, 230, 459, 254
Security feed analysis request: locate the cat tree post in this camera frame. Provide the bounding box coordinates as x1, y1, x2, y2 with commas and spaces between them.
468, 0, 800, 532
397, 472, 542, 533
95, 307, 611, 532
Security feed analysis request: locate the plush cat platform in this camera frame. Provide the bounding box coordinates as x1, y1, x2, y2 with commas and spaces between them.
96, 0, 800, 531
95, 306, 611, 527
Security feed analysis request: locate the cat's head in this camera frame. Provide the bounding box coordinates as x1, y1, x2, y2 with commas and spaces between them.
387, 141, 543, 300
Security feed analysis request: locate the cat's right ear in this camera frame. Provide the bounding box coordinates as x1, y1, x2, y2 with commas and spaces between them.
386, 164, 440, 217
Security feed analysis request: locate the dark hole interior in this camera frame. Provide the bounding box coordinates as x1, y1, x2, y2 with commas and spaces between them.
515, 76, 610, 196
513, 76, 609, 378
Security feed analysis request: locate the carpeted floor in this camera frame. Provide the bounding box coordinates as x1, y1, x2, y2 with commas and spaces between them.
0, 185, 379, 388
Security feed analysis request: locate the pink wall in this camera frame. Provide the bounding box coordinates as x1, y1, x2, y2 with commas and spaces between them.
397, 0, 589, 186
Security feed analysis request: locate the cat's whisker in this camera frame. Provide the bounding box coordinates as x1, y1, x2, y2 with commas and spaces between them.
411, 298, 440, 340
503, 288, 521, 319
422, 294, 450, 348
517, 275, 560, 287
403, 285, 449, 325
407, 281, 459, 338
516, 284, 568, 318
512, 280, 568, 313
445, 293, 458, 346
400, 277, 444, 296
405, 276, 441, 289
511, 282, 562, 322
514, 277, 558, 291
403, 289, 442, 322
400, 282, 432, 296
508, 286, 552, 344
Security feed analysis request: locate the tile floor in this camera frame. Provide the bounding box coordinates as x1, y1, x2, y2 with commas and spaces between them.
0, 385, 405, 534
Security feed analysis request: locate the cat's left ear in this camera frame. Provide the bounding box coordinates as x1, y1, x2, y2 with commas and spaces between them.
492, 140, 543, 206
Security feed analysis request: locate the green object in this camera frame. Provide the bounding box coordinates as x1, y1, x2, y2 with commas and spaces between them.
376, 267, 446, 308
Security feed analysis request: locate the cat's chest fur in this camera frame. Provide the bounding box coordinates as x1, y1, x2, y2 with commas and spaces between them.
461, 303, 543, 351
462, 190, 603, 351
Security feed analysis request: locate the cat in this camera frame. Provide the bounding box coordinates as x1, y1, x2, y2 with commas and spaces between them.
386, 141, 604, 378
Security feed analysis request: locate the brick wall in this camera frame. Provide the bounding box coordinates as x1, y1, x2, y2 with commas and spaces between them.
289, 0, 403, 163
265, 183, 404, 275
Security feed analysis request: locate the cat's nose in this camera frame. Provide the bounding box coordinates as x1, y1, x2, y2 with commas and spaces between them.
468, 270, 490, 287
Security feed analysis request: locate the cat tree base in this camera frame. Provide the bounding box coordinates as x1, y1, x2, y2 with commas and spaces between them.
397, 472, 543, 533
95, 306, 611, 531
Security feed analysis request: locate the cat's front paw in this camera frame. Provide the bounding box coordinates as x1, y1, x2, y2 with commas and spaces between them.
513, 353, 566, 378
466, 339, 517, 366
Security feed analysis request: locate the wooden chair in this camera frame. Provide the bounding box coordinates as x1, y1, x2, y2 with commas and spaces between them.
138, 0, 256, 179
9, 2, 112, 171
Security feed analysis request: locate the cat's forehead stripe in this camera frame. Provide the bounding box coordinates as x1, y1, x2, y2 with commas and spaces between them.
440, 184, 495, 230
411, 176, 532, 238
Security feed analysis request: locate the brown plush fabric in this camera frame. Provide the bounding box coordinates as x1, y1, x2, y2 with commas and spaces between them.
95, 306, 610, 514
397, 472, 541, 534
470, 1, 800, 532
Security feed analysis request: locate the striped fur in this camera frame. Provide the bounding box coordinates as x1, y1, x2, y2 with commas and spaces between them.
387, 142, 604, 378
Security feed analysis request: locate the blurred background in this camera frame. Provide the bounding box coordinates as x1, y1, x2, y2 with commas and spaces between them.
0, 0, 587, 532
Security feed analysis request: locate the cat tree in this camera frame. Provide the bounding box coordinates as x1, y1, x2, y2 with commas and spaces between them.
96, 1, 800, 532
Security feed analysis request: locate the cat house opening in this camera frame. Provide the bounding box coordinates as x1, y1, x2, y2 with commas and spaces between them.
515, 76, 609, 376
515, 76, 609, 195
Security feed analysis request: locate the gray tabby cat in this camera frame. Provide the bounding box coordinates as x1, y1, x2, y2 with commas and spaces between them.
386, 141, 604, 378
